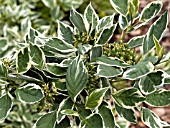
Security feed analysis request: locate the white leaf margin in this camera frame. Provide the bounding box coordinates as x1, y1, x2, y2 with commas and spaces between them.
96, 64, 123, 78
0, 94, 13, 120
139, 1, 163, 21
56, 98, 74, 124
122, 62, 154, 80
15, 83, 44, 104
33, 111, 57, 128
141, 107, 170, 128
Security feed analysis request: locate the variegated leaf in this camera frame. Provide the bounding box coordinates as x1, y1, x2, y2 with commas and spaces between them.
96, 15, 115, 31
112, 88, 145, 108
45, 38, 76, 53
99, 103, 117, 127
29, 43, 46, 70
143, 11, 168, 54
90, 56, 130, 68
34, 111, 57, 128
128, 35, 144, 49
140, 1, 162, 22
95, 24, 117, 46
66, 56, 88, 102
110, 0, 128, 16
57, 21, 74, 44
16, 47, 31, 74
15, 83, 44, 104
70, 8, 88, 33
115, 103, 137, 123
84, 3, 99, 33
46, 63, 67, 76
141, 107, 170, 128
139, 71, 164, 95
81, 114, 103, 128
123, 62, 154, 80
57, 98, 73, 123
96, 64, 123, 78
0, 95, 13, 120
146, 89, 170, 107
85, 87, 108, 109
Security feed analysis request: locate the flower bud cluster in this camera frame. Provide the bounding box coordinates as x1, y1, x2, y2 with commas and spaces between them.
85, 63, 99, 93
73, 32, 94, 47
104, 42, 136, 65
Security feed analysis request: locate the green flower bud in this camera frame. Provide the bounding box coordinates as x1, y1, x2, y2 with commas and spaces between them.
122, 48, 126, 51
108, 53, 111, 56
127, 49, 131, 52
104, 51, 107, 55
128, 56, 133, 60
115, 52, 119, 56
124, 44, 128, 48
120, 56, 124, 60
120, 52, 125, 57
127, 60, 132, 64
129, 50, 134, 55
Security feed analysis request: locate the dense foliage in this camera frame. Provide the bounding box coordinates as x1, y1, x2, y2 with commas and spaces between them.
0, 0, 83, 58
0, 0, 170, 127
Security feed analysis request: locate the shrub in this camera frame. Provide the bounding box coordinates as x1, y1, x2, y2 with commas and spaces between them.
0, 0, 170, 127
0, 0, 83, 58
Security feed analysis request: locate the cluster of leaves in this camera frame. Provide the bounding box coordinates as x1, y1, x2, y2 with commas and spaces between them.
0, 0, 170, 128
0, 101, 42, 128
0, 0, 83, 58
